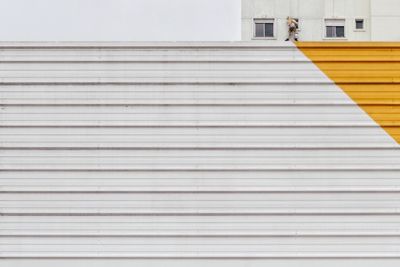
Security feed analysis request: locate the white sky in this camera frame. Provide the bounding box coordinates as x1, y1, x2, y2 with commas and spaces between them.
0, 0, 241, 41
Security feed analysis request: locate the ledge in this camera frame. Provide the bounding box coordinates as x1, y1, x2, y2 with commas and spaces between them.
297, 42, 400, 48
0, 41, 297, 49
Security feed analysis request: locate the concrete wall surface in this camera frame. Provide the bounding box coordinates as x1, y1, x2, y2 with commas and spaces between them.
242, 0, 400, 41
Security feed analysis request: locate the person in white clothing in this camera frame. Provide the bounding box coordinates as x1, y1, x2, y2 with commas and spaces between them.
285, 17, 299, 41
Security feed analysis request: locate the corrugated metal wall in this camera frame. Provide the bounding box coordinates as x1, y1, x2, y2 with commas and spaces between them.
1, 42, 400, 267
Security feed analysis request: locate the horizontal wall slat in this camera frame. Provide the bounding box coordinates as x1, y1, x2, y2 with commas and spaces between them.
2, 215, 398, 235
1, 192, 400, 215
1, 236, 400, 258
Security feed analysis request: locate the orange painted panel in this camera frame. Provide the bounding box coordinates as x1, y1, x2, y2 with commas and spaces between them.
297, 42, 400, 143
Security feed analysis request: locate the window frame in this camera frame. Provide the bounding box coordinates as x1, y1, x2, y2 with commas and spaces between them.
253, 18, 276, 40
355, 18, 366, 31
324, 19, 346, 39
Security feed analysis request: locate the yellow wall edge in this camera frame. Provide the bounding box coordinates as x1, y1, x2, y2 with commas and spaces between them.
297, 42, 400, 144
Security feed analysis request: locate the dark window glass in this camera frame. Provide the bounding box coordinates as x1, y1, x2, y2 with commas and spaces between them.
255, 22, 274, 38
265, 23, 274, 37
255, 23, 265, 37
326, 25, 345, 38
336, 26, 345, 37
326, 26, 334, 37
356, 19, 364, 29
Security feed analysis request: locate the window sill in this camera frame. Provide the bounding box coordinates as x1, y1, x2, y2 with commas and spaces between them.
354, 29, 366, 32
322, 37, 348, 41
252, 37, 277, 40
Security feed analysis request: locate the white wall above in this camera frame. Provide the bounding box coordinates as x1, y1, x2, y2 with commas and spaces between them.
0, 0, 241, 41
242, 0, 400, 41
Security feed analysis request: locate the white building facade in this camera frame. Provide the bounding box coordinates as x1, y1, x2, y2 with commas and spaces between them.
242, 0, 400, 41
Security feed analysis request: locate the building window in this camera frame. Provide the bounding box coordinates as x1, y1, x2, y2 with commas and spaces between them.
254, 19, 274, 38
355, 19, 364, 30
325, 19, 345, 38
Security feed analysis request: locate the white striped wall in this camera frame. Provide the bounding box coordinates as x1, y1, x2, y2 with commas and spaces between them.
0, 42, 399, 267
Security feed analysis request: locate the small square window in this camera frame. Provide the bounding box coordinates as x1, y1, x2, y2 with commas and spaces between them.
254, 19, 275, 38
326, 25, 345, 38
355, 19, 364, 30
325, 19, 346, 38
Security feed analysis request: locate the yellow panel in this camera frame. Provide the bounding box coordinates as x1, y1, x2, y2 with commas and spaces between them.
297, 42, 400, 144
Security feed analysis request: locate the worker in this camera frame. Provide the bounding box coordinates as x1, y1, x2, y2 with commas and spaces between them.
285, 17, 298, 41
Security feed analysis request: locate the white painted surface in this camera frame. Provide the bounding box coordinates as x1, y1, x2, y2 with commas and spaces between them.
0, 0, 241, 41
0, 0, 398, 42
242, 0, 400, 41
370, 0, 400, 41
0, 42, 399, 266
